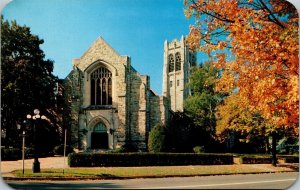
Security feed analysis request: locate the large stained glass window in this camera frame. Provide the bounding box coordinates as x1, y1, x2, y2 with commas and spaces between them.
90, 67, 112, 105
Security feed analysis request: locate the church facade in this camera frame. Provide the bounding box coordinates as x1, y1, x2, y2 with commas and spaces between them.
63, 36, 196, 151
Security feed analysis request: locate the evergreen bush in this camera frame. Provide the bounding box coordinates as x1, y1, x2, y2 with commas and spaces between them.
148, 123, 167, 152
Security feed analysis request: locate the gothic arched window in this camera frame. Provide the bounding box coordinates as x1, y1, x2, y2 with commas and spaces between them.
90, 67, 112, 105
168, 54, 174, 72
175, 52, 181, 71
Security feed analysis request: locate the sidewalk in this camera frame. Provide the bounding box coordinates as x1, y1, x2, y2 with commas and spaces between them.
1, 156, 68, 177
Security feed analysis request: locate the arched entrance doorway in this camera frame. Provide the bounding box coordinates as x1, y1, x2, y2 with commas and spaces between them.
91, 122, 108, 149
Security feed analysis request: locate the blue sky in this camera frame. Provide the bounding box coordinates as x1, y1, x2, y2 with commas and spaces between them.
2, 0, 209, 94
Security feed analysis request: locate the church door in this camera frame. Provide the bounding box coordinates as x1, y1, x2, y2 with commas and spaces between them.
91, 122, 108, 149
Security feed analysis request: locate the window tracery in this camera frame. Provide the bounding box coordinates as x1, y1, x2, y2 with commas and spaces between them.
90, 67, 112, 105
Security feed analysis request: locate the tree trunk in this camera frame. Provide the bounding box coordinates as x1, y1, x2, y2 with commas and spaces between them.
265, 137, 270, 154
271, 132, 277, 167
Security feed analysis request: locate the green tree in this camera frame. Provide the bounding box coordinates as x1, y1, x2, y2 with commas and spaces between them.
184, 61, 225, 150
168, 111, 194, 152
148, 123, 167, 153
1, 16, 59, 151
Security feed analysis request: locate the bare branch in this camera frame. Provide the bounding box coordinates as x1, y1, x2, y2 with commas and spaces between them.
257, 0, 285, 28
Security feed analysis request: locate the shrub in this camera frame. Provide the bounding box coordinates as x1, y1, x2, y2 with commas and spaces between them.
193, 146, 205, 153
278, 155, 299, 163
53, 144, 74, 156
148, 123, 167, 152
109, 144, 139, 153
283, 156, 299, 163
110, 147, 127, 153
68, 152, 234, 167
239, 155, 273, 164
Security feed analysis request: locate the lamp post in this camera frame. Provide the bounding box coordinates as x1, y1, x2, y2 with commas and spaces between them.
26, 109, 46, 173
17, 124, 25, 176
63, 128, 67, 174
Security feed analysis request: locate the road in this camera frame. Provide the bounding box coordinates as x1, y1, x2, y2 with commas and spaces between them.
3, 172, 298, 189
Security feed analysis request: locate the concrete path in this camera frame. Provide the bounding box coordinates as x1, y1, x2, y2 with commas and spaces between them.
1, 156, 68, 176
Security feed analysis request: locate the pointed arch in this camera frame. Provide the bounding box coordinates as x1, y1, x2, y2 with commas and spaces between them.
175, 52, 181, 71
87, 116, 111, 132
168, 54, 174, 72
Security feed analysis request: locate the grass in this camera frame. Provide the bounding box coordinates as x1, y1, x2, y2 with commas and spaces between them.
12, 164, 296, 178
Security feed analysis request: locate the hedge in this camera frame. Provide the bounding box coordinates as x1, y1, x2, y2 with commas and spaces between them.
240, 155, 299, 164
278, 155, 299, 163
240, 156, 273, 164
68, 153, 234, 167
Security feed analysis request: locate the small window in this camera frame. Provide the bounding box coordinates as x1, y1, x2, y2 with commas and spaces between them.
177, 80, 179, 86
170, 80, 173, 87
175, 52, 181, 71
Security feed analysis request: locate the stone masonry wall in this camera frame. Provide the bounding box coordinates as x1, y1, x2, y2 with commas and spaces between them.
149, 91, 161, 130
63, 68, 82, 149
127, 69, 149, 150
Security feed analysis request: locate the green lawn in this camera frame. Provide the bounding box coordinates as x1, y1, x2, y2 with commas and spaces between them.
12, 164, 296, 178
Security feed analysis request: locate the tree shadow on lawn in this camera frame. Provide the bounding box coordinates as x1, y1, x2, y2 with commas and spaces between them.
96, 173, 124, 179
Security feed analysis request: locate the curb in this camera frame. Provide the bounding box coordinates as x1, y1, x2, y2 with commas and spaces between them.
2, 170, 297, 181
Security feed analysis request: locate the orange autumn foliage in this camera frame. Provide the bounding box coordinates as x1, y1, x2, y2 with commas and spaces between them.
216, 93, 266, 142
184, 0, 298, 134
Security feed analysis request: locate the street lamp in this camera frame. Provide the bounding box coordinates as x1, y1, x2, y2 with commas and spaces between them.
17, 124, 25, 176
26, 109, 46, 173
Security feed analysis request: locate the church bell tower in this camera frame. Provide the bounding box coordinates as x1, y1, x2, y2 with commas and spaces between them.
162, 36, 197, 112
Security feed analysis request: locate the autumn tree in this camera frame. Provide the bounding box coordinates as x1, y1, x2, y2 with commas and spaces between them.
184, 0, 298, 165
216, 93, 271, 153
1, 17, 60, 152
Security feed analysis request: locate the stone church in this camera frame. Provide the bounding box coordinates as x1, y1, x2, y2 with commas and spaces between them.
63, 36, 196, 151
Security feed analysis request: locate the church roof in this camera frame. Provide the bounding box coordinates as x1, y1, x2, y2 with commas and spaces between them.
82, 36, 121, 59
73, 36, 129, 71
